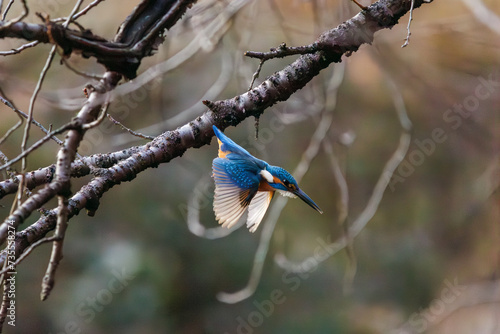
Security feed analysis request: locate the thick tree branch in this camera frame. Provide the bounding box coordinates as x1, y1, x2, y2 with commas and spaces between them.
0, 0, 198, 78
0, 147, 142, 198
204, 0, 431, 121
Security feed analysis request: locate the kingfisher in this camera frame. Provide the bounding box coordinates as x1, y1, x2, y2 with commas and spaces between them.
212, 125, 323, 233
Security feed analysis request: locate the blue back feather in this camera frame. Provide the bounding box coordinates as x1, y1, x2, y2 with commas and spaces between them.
213, 158, 261, 190
213, 125, 267, 169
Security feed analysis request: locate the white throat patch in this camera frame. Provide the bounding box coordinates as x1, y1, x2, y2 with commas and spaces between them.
260, 169, 274, 183
277, 190, 297, 198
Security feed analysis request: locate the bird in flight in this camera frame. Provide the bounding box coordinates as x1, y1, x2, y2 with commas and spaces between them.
212, 125, 323, 233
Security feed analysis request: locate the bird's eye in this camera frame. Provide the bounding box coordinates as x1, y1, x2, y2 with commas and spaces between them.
282, 180, 296, 190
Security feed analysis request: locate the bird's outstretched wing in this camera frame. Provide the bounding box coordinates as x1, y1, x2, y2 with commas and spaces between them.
212, 158, 259, 229
247, 191, 274, 232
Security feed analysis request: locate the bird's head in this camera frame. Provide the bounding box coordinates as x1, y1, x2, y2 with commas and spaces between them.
260, 166, 323, 214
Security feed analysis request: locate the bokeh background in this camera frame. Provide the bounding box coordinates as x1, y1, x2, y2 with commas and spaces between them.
0, 0, 499, 333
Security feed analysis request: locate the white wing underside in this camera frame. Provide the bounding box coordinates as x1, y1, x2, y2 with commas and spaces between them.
214, 188, 273, 233
247, 191, 273, 232
213, 168, 249, 229
213, 163, 274, 232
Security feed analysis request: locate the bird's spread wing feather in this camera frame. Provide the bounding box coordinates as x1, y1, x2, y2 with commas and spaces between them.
247, 191, 274, 233
213, 158, 259, 229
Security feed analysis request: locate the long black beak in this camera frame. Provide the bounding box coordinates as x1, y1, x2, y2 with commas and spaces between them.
293, 188, 323, 214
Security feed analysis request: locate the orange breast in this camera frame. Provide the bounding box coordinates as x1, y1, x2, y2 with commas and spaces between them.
258, 179, 275, 192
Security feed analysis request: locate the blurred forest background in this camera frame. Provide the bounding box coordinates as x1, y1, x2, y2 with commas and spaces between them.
0, 0, 499, 333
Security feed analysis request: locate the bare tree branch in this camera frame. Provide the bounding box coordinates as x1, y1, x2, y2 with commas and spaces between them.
0, 0, 198, 78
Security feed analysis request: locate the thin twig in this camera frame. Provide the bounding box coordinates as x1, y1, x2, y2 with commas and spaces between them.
71, 0, 105, 20
245, 43, 317, 60
61, 0, 85, 29
351, 0, 368, 10
0, 93, 64, 147
20, 46, 58, 170
324, 141, 349, 226
0, 114, 22, 147
0, 0, 14, 21
0, 40, 39, 56
248, 59, 264, 90
0, 122, 79, 171
40, 196, 69, 301
107, 115, 155, 140
1, 0, 27, 23
52, 0, 104, 24
402, 0, 415, 47
0, 236, 57, 277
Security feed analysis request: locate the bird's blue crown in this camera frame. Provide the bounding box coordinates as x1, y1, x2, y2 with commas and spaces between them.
266, 165, 298, 192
